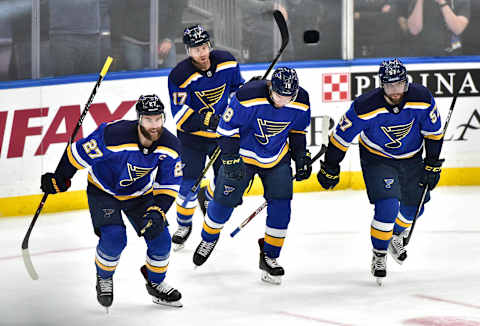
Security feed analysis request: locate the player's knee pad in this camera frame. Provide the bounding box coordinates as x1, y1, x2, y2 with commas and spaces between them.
99, 224, 127, 256
146, 228, 171, 257
399, 204, 423, 220
374, 198, 399, 223
207, 200, 234, 225
266, 199, 291, 228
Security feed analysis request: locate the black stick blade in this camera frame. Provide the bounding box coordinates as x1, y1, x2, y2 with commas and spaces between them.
273, 10, 289, 50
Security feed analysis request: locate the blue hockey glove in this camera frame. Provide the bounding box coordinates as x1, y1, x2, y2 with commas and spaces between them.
140, 206, 167, 240
41, 172, 71, 194
202, 111, 221, 130
221, 153, 245, 181
419, 158, 444, 190
294, 150, 312, 181
317, 161, 340, 190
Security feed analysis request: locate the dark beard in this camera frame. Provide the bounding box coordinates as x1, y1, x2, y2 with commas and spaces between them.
139, 124, 161, 141
385, 94, 403, 106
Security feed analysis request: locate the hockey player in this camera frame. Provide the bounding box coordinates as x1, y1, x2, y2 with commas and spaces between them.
40, 95, 183, 310
192, 67, 312, 284
168, 24, 244, 250
316, 58, 444, 285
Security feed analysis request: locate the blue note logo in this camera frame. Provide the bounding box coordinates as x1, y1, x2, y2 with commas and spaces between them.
384, 178, 394, 189
102, 209, 115, 218
119, 163, 152, 187
254, 119, 290, 145
223, 185, 235, 196
381, 119, 414, 149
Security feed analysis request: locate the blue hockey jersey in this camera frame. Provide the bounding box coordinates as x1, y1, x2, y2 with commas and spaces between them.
217, 80, 311, 168
330, 83, 443, 160
168, 50, 244, 142
61, 120, 182, 201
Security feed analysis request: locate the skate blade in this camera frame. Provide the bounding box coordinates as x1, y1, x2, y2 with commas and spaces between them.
261, 271, 282, 285
375, 277, 384, 286
152, 297, 183, 308
173, 243, 185, 252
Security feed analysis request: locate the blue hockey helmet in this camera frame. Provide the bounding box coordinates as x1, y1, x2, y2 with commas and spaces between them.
183, 24, 211, 48
271, 67, 299, 97
136, 94, 165, 119
379, 58, 408, 87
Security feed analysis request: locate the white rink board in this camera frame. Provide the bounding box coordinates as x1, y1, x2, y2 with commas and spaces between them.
0, 61, 479, 198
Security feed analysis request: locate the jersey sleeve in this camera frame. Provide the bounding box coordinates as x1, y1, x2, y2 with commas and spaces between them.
168, 77, 204, 132
153, 153, 182, 213
230, 62, 245, 95
216, 95, 251, 139
65, 123, 111, 171
420, 95, 443, 140
330, 102, 369, 152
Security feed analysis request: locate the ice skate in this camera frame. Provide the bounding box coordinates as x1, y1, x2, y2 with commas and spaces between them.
193, 239, 218, 267
96, 275, 113, 313
258, 238, 284, 285
140, 265, 182, 307
197, 185, 209, 216
371, 249, 387, 286
172, 225, 192, 251
388, 228, 409, 265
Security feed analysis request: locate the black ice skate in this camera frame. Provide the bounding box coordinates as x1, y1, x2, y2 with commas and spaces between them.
172, 225, 192, 251
258, 238, 284, 285
371, 249, 387, 286
197, 185, 209, 216
140, 265, 182, 307
388, 228, 409, 265
193, 239, 218, 267
96, 275, 113, 312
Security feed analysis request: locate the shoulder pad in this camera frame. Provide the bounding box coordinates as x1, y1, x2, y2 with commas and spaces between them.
168, 58, 198, 87
236, 80, 269, 102
157, 128, 181, 153
353, 88, 387, 116
104, 120, 138, 147
405, 83, 433, 102
211, 50, 237, 63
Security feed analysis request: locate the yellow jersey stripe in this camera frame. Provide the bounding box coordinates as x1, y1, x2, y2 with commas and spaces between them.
358, 107, 388, 120
241, 144, 289, 168
106, 143, 138, 151
424, 133, 444, 140
190, 130, 220, 138
240, 98, 269, 107
180, 72, 201, 88
87, 175, 153, 200
176, 109, 194, 130
153, 189, 178, 198
67, 144, 85, 170
330, 134, 348, 152
289, 129, 307, 134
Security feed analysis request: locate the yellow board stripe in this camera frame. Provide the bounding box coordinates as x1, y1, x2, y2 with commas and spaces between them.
370, 227, 393, 241
95, 257, 117, 272
395, 218, 411, 228
177, 204, 195, 216
264, 234, 285, 247
203, 221, 222, 235
67, 145, 85, 170
146, 262, 168, 274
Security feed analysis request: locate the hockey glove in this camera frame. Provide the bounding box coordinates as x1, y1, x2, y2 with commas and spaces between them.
419, 158, 444, 190
221, 153, 245, 181
317, 161, 340, 190
40, 172, 71, 194
140, 206, 167, 240
294, 150, 312, 181
202, 111, 221, 130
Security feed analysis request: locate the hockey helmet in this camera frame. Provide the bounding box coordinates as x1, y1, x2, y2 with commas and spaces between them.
379, 58, 408, 90
183, 24, 211, 48
271, 67, 299, 97
136, 94, 165, 119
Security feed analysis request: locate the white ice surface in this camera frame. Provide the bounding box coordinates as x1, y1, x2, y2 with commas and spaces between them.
2, 186, 480, 326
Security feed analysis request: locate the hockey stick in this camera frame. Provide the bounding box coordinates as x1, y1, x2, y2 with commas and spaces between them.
21, 56, 113, 280
404, 92, 457, 246
230, 115, 330, 237
262, 10, 289, 80
180, 10, 289, 207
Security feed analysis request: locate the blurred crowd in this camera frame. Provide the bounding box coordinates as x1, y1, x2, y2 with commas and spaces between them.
0, 0, 478, 82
